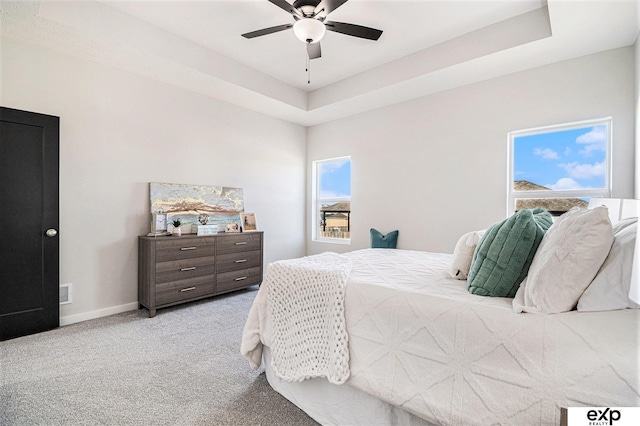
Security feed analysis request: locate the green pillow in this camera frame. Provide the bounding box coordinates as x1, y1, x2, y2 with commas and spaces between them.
370, 228, 398, 249
467, 208, 553, 298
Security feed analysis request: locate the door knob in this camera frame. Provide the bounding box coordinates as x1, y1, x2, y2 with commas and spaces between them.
46, 229, 58, 237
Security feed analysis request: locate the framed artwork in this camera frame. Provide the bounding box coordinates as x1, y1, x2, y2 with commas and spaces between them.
225, 222, 241, 233
149, 182, 244, 234
240, 213, 257, 231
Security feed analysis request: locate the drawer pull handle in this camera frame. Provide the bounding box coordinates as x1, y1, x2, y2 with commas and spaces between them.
234, 242, 248, 245
180, 247, 197, 251
235, 259, 247, 263
235, 276, 247, 281
180, 267, 196, 271
180, 287, 196, 292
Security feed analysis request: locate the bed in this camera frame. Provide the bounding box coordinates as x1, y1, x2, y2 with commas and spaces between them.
241, 200, 640, 425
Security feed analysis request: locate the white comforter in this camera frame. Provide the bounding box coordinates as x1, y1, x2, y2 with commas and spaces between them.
243, 249, 640, 425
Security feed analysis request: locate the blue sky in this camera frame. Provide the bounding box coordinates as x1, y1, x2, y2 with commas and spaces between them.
513, 125, 607, 190
318, 158, 351, 198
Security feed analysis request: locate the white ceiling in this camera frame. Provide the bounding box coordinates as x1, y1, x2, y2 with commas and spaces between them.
2, 1, 639, 126
105, 0, 545, 91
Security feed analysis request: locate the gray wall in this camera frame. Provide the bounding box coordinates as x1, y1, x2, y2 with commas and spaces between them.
307, 47, 636, 255
1, 37, 307, 324
636, 35, 640, 199
1, 35, 636, 323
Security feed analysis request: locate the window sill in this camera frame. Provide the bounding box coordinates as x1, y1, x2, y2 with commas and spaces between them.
313, 237, 351, 245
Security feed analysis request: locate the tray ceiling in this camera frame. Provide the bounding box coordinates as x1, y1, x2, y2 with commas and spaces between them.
2, 0, 638, 126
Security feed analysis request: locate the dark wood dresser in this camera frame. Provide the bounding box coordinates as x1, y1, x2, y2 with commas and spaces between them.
138, 232, 263, 317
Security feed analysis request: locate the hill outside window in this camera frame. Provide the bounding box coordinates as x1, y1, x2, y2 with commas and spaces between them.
508, 118, 611, 217
313, 157, 351, 243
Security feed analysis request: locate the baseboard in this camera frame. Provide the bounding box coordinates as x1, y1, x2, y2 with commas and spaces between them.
60, 302, 140, 326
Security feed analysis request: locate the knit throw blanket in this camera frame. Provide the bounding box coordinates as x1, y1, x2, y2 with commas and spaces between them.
267, 252, 352, 384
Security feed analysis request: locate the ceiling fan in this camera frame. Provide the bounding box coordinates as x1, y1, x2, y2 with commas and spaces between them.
242, 0, 383, 63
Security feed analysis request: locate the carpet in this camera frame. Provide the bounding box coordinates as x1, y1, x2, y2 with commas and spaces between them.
0, 287, 318, 425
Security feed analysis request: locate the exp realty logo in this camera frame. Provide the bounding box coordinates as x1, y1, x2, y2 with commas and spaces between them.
586, 408, 620, 425
568, 407, 639, 426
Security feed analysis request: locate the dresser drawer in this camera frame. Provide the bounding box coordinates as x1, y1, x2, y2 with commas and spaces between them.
155, 256, 215, 284
155, 237, 215, 262
217, 267, 262, 293
155, 275, 216, 306
216, 233, 261, 254
216, 250, 262, 273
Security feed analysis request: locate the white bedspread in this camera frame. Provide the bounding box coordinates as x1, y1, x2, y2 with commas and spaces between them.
344, 249, 640, 425
243, 249, 640, 425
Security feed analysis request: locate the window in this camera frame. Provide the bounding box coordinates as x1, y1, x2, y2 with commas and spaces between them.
313, 157, 351, 243
508, 118, 611, 216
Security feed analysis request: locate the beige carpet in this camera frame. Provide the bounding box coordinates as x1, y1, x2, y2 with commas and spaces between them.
0, 287, 318, 425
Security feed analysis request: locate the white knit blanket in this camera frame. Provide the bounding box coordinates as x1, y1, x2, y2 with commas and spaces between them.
241, 252, 352, 384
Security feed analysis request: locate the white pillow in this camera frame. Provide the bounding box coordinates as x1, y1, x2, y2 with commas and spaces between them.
513, 207, 614, 314
449, 230, 485, 280
577, 217, 639, 311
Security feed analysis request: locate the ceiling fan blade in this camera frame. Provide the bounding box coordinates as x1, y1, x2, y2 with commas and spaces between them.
307, 42, 321, 59
268, 0, 302, 17
315, 0, 349, 16
242, 24, 293, 39
324, 21, 383, 40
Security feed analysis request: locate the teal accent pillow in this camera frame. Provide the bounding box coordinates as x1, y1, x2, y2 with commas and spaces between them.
467, 208, 553, 298
370, 228, 398, 249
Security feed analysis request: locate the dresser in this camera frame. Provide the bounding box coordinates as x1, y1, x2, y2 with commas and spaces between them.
138, 232, 263, 317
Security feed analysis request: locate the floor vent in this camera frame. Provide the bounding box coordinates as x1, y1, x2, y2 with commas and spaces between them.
60, 283, 72, 304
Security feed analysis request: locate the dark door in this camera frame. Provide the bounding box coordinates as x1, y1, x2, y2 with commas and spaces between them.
0, 107, 60, 341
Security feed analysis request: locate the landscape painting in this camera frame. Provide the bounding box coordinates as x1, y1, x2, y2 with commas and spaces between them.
150, 182, 244, 232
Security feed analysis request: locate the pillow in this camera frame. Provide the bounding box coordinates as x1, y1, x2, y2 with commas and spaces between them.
513, 206, 614, 314
370, 228, 398, 249
577, 217, 639, 311
468, 208, 553, 298
449, 230, 485, 280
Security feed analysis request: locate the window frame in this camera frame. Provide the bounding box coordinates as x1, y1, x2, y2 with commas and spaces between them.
507, 117, 612, 217
312, 156, 351, 245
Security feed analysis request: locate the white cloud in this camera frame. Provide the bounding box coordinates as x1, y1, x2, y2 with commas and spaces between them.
576, 126, 606, 156
319, 159, 349, 173
559, 161, 605, 180
564, 147, 572, 156
576, 126, 606, 143
547, 177, 583, 190
533, 147, 559, 160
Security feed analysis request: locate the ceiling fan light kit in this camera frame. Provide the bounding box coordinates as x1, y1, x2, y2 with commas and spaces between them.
293, 18, 326, 44
242, 0, 383, 84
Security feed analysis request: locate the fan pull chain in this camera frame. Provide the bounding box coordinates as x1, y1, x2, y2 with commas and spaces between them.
305, 45, 311, 84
